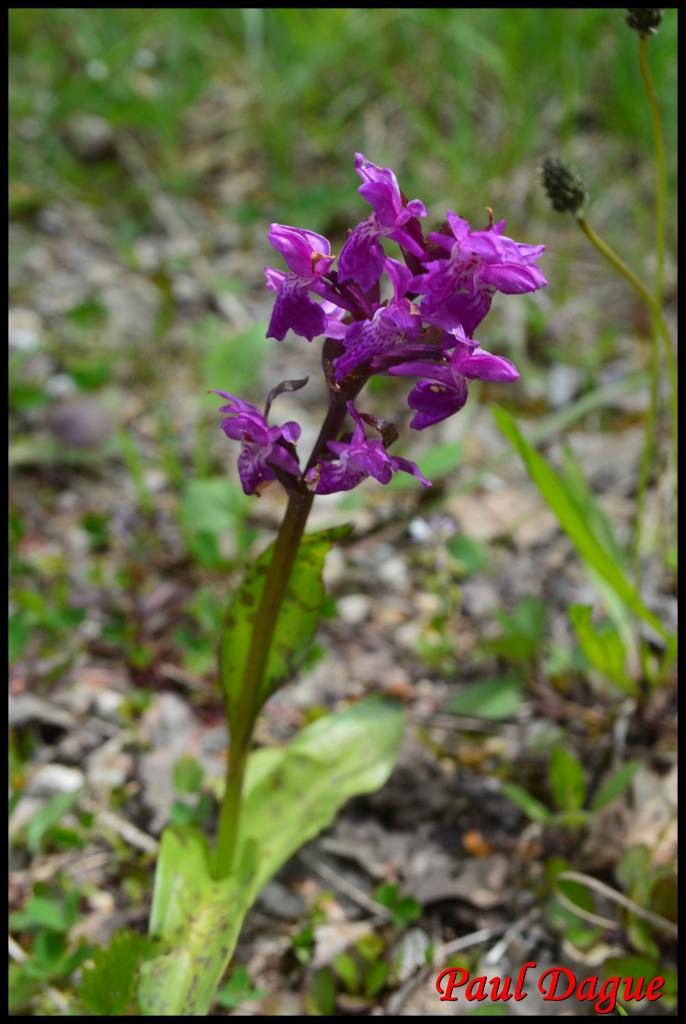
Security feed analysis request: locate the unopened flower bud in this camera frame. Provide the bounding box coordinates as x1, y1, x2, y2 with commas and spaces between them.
541, 157, 587, 215
625, 8, 663, 36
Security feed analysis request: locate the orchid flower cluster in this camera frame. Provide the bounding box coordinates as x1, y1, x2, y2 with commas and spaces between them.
215, 154, 547, 496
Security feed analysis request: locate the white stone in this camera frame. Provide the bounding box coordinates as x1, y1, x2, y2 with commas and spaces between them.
337, 593, 372, 625
27, 764, 84, 797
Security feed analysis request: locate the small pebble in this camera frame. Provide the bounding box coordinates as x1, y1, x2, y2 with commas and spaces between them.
64, 112, 116, 161
26, 764, 85, 797
337, 593, 372, 625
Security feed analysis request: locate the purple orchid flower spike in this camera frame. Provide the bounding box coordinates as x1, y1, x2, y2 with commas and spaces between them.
213, 390, 302, 495
338, 154, 428, 292
265, 225, 342, 342
305, 402, 431, 494
412, 211, 547, 335
389, 330, 519, 429
222, 154, 541, 496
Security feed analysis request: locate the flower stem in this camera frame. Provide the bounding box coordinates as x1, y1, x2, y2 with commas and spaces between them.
634, 32, 671, 577
213, 489, 313, 878
575, 215, 677, 524
213, 385, 363, 879
575, 216, 672, 352
638, 35, 666, 307
214, 743, 248, 878
633, 341, 660, 569
632, 33, 669, 575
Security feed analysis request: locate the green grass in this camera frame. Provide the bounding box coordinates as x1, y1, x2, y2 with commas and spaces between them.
9, 8, 677, 235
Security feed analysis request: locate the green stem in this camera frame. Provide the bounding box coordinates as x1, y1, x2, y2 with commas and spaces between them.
214, 743, 248, 878
632, 33, 668, 576
575, 216, 672, 353
632, 343, 659, 571
638, 35, 666, 307
213, 490, 313, 878
575, 215, 677, 513
213, 387, 360, 879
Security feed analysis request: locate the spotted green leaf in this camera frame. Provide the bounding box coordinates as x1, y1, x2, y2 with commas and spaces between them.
220, 525, 351, 734
138, 697, 404, 1016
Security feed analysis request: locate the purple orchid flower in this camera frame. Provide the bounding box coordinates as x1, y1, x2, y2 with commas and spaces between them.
338, 154, 428, 292
265, 268, 348, 341
305, 402, 430, 494
213, 391, 302, 495
265, 225, 343, 342
388, 329, 520, 429
412, 211, 547, 335
334, 300, 422, 381
333, 256, 431, 381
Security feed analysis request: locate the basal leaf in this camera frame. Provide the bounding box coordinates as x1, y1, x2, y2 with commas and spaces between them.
79, 930, 157, 1016
549, 746, 586, 812
568, 604, 635, 695
138, 697, 404, 1017
484, 597, 546, 664
238, 695, 404, 895
444, 676, 523, 720
308, 967, 336, 1015
501, 782, 552, 824
557, 448, 637, 655
137, 829, 256, 1017
560, 445, 627, 568
591, 760, 640, 813
492, 406, 671, 644
216, 966, 265, 1009
365, 958, 389, 998
220, 525, 351, 734
25, 789, 82, 854
333, 952, 360, 994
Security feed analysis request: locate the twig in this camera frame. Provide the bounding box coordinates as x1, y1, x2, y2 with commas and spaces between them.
12, 849, 112, 888
556, 870, 677, 937
611, 705, 633, 770
317, 837, 388, 880
482, 907, 541, 966
385, 923, 508, 1015
433, 923, 508, 963
80, 798, 159, 855
9, 934, 28, 963
528, 676, 609, 729
158, 661, 211, 691
412, 711, 522, 736
297, 847, 392, 921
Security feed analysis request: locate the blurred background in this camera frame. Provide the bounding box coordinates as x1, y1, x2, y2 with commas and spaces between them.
9, 8, 677, 1016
